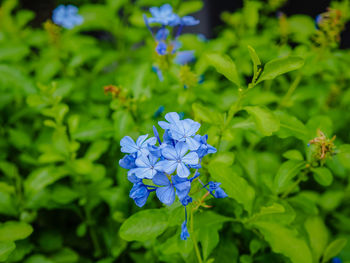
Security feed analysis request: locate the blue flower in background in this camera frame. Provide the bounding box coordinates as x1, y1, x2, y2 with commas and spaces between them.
52, 5, 83, 29
180, 16, 200, 26
155, 28, 169, 41
174, 51, 196, 65
148, 4, 180, 26
119, 112, 225, 240
332, 257, 342, 263
158, 142, 199, 178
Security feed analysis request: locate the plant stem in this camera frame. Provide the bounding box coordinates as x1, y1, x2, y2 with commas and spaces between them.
279, 73, 302, 109
190, 207, 203, 263
84, 206, 102, 257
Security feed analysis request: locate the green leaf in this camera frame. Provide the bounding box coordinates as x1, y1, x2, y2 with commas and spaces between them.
24, 166, 68, 196
84, 140, 110, 161
208, 164, 255, 214
244, 106, 280, 136
71, 119, 114, 141
322, 238, 348, 263
247, 45, 262, 85
0, 221, 33, 242
0, 241, 16, 262
257, 56, 304, 83
205, 53, 240, 87
275, 111, 309, 141
274, 160, 306, 194
305, 216, 329, 262
119, 209, 168, 242
252, 222, 313, 263
312, 167, 333, 186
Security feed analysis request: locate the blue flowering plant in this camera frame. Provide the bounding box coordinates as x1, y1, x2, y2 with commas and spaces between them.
52, 4, 84, 29
143, 4, 199, 83
119, 112, 227, 240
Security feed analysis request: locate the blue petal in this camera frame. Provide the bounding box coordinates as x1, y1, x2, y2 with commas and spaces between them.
181, 195, 192, 206
174, 51, 195, 65
155, 28, 169, 41
176, 162, 190, 178
157, 160, 177, 174
120, 136, 138, 154
175, 141, 189, 158
127, 174, 141, 184
156, 185, 175, 205
162, 146, 178, 160
213, 187, 228, 198
165, 112, 180, 124
152, 172, 170, 186
119, 155, 136, 169
185, 137, 200, 151
182, 152, 199, 165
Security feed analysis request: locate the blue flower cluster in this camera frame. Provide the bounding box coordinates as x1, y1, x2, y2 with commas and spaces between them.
119, 112, 227, 240
143, 4, 199, 80
52, 5, 83, 29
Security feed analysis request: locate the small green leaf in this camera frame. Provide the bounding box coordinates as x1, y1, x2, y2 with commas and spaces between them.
205, 53, 240, 87
274, 160, 306, 194
119, 209, 168, 242
257, 56, 304, 83
313, 167, 333, 186
0, 221, 33, 242
283, 150, 304, 161
322, 238, 347, 263
247, 45, 262, 85
0, 241, 16, 262
244, 106, 280, 136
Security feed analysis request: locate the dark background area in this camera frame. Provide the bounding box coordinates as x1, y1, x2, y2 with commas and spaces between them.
20, 0, 350, 48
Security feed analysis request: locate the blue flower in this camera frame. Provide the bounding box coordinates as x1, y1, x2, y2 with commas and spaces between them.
174, 51, 195, 65
119, 154, 136, 169
128, 175, 151, 207
158, 142, 199, 178
180, 16, 200, 26
148, 4, 180, 26
181, 220, 190, 240
129, 153, 163, 179
159, 112, 201, 150
208, 182, 228, 198
194, 135, 217, 158
52, 5, 83, 29
156, 41, 167, 55
152, 173, 191, 205
120, 134, 157, 155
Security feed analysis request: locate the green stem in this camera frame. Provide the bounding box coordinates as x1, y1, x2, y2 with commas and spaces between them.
84, 206, 102, 257
190, 208, 203, 263
278, 73, 302, 109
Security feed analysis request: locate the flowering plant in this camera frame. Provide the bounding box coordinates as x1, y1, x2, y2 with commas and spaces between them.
119, 112, 226, 240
